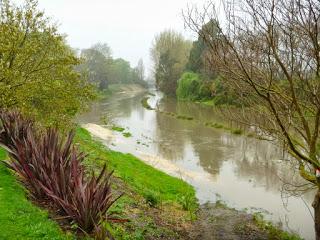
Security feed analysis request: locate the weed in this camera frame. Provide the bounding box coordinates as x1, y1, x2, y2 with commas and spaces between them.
143, 190, 161, 207
141, 97, 154, 110
253, 212, 302, 240
231, 129, 243, 135
112, 126, 125, 132
122, 132, 132, 138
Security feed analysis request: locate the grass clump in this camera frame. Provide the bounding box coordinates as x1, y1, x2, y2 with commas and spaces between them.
122, 132, 132, 138
205, 122, 224, 129
112, 125, 125, 132
143, 190, 161, 207
231, 129, 243, 135
252, 213, 302, 240
176, 115, 194, 120
141, 97, 154, 110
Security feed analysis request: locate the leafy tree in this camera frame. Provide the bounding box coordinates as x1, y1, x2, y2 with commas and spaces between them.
108, 58, 132, 84
151, 30, 192, 96
91, 42, 112, 59
186, 20, 220, 76
80, 47, 109, 90
135, 58, 145, 83
0, 0, 95, 127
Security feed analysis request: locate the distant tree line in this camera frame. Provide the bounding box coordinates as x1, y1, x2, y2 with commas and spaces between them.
151, 25, 238, 105
78, 43, 148, 91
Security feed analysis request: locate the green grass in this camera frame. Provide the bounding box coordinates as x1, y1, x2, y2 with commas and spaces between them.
253, 213, 302, 240
230, 129, 243, 135
122, 132, 132, 138
112, 125, 125, 132
0, 148, 73, 240
75, 127, 196, 205
140, 97, 154, 110
176, 115, 194, 121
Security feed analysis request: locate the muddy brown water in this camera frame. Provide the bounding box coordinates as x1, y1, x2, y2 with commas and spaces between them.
79, 90, 315, 240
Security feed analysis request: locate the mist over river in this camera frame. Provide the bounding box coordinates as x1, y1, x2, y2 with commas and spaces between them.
79, 90, 315, 240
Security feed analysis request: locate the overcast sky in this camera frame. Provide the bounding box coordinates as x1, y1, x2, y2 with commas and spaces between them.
35, 0, 208, 75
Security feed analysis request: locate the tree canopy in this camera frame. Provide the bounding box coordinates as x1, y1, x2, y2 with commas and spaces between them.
0, 0, 95, 127
79, 44, 147, 89
151, 30, 192, 96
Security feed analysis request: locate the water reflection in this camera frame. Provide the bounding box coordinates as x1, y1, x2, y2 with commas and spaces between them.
79, 91, 315, 239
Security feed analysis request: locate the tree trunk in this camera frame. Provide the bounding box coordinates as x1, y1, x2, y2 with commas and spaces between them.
313, 191, 320, 240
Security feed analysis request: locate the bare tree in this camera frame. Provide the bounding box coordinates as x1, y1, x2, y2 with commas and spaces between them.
184, 0, 320, 238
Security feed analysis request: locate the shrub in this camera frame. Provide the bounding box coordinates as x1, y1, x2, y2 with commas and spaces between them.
143, 190, 161, 207
0, 110, 121, 235
176, 72, 211, 101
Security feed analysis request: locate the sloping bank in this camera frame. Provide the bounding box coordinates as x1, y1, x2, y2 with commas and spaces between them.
0, 127, 303, 239
80, 127, 303, 240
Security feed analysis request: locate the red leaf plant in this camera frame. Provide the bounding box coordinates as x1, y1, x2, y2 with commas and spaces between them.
0, 110, 122, 235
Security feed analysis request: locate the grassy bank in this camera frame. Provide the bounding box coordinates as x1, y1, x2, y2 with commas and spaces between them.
0, 149, 73, 240
75, 127, 197, 239
0, 126, 302, 239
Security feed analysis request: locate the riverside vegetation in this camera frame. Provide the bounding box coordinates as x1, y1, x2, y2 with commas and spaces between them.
0, 121, 303, 240
0, 0, 317, 239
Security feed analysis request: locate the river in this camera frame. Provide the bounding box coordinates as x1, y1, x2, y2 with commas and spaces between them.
79, 90, 315, 240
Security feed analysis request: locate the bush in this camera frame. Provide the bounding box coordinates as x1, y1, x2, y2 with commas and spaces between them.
0, 110, 121, 235
176, 72, 211, 101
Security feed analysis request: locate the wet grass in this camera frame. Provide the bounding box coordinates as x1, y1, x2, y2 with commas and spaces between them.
230, 129, 243, 135
141, 97, 154, 110
176, 115, 194, 120
252, 212, 302, 240
204, 121, 247, 136
75, 127, 198, 238
0, 148, 73, 240
122, 132, 132, 138
75, 127, 197, 206
112, 125, 125, 132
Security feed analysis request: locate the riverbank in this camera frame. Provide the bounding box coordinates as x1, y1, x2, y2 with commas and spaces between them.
0, 127, 303, 239
79, 126, 302, 240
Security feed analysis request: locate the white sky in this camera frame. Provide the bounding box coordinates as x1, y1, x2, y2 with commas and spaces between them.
35, 0, 209, 75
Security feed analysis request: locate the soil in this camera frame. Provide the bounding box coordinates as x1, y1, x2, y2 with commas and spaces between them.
188, 203, 270, 240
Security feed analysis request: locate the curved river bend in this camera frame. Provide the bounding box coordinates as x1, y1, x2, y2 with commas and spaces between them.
79, 90, 314, 240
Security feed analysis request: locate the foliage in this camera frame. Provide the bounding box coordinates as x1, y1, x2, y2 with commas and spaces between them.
79, 47, 110, 90
111, 126, 125, 132
185, 20, 220, 77
0, 0, 95, 128
252, 213, 302, 240
151, 30, 192, 96
140, 97, 154, 110
0, 111, 120, 235
143, 190, 161, 207
122, 132, 132, 138
0, 149, 73, 240
176, 72, 211, 101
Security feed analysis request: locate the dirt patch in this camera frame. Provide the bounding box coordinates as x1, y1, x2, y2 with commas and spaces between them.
188, 203, 269, 240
